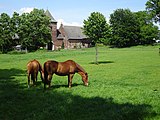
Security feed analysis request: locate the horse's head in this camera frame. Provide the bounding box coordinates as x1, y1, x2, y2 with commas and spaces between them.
82, 73, 88, 86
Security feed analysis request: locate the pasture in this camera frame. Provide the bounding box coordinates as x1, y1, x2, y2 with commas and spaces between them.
0, 46, 160, 120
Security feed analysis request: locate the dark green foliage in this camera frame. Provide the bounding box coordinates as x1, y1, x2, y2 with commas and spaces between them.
83, 12, 110, 44
0, 8, 51, 53
0, 13, 13, 53
10, 12, 20, 46
109, 9, 140, 47
146, 0, 160, 23
108, 9, 159, 47
139, 24, 159, 44
135, 11, 159, 45
17, 9, 51, 51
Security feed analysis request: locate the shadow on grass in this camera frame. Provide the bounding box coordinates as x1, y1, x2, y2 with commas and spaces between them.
51, 83, 81, 89
0, 68, 26, 90
0, 68, 26, 80
89, 60, 114, 64
0, 68, 158, 120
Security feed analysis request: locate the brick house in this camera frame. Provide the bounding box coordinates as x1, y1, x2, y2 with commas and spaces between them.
45, 10, 57, 50
45, 10, 91, 50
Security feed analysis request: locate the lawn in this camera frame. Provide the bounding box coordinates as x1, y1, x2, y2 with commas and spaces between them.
0, 45, 160, 120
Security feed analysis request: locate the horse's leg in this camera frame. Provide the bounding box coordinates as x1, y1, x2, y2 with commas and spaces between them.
28, 73, 30, 88
48, 74, 53, 88
35, 72, 38, 82
32, 73, 36, 86
44, 82, 46, 90
68, 74, 74, 88
43, 73, 53, 90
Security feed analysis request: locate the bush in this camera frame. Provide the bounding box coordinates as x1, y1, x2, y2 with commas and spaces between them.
8, 50, 26, 55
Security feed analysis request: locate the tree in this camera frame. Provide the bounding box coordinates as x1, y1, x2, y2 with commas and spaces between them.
146, 0, 160, 23
135, 11, 159, 44
83, 12, 110, 64
109, 9, 140, 47
0, 13, 12, 53
139, 25, 158, 44
18, 8, 51, 51
10, 12, 20, 46
0, 9, 52, 53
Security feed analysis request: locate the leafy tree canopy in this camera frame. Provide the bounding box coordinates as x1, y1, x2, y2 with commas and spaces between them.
135, 11, 159, 44
0, 13, 12, 53
109, 9, 140, 47
0, 8, 51, 53
83, 12, 110, 44
146, 0, 160, 23
18, 9, 51, 51
83, 12, 110, 64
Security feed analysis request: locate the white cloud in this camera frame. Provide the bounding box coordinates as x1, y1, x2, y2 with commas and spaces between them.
57, 19, 83, 28
19, 7, 34, 14
15, 9, 83, 28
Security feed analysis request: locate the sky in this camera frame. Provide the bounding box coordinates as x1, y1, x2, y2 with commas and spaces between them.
0, 0, 148, 28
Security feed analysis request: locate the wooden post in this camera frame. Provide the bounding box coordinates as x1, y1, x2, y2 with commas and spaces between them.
95, 43, 98, 64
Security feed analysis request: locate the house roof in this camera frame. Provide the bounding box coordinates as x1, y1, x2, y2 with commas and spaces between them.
63, 26, 87, 40
57, 33, 64, 40
45, 9, 57, 23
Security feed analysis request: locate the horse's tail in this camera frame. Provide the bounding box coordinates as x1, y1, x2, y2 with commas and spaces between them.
34, 60, 42, 72
39, 63, 43, 72
43, 62, 48, 83
31, 73, 34, 81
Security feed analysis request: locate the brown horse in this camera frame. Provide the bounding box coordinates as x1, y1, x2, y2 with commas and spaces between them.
27, 59, 44, 88
43, 60, 88, 89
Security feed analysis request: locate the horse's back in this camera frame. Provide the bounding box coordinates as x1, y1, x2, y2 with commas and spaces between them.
56, 60, 77, 75
27, 59, 40, 73
44, 60, 58, 74
44, 60, 83, 75
62, 60, 77, 67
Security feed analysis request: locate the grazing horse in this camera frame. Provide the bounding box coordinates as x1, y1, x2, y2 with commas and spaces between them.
43, 60, 88, 89
27, 59, 44, 88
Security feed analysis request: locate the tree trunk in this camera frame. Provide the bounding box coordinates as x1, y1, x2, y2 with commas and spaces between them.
95, 43, 98, 64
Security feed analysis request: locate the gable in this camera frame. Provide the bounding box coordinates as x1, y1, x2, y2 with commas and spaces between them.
45, 9, 57, 23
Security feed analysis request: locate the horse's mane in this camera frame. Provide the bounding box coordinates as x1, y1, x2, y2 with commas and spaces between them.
75, 62, 87, 74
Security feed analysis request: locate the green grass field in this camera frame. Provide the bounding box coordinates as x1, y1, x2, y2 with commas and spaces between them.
0, 46, 160, 120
